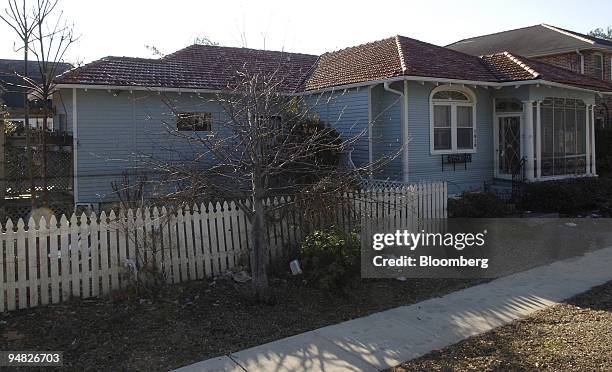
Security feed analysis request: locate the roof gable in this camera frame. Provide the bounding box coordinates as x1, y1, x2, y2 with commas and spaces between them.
447, 24, 612, 57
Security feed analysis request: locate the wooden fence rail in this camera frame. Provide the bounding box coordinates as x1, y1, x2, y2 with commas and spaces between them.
0, 182, 446, 312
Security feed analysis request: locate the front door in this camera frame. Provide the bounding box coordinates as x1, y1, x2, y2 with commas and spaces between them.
496, 116, 521, 179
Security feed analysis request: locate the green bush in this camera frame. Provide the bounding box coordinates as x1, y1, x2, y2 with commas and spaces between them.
299, 228, 360, 292
447, 192, 513, 218
518, 178, 612, 216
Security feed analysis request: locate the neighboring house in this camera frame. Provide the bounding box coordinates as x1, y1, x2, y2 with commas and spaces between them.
0, 59, 72, 130
52, 35, 612, 207
447, 24, 612, 129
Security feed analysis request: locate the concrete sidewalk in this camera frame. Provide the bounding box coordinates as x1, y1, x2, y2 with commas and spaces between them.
173, 246, 612, 372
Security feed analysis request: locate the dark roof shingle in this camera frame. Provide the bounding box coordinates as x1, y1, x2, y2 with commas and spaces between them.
55, 45, 318, 92
482, 52, 612, 90
55, 36, 612, 94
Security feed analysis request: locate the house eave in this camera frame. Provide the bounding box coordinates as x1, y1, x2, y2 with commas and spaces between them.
55, 77, 612, 98
53, 83, 224, 94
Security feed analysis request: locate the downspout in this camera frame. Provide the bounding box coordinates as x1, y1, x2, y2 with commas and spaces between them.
383, 82, 410, 182
576, 50, 585, 74
72, 88, 78, 205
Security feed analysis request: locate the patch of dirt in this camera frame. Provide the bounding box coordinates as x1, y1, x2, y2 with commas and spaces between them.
390, 280, 612, 372
0, 277, 479, 371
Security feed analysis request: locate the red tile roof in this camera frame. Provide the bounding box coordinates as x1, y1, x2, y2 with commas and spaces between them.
55, 45, 318, 92
55, 37, 612, 93
482, 52, 612, 90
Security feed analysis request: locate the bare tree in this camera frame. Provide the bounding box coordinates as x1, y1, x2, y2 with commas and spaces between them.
143, 69, 398, 300
193, 34, 219, 46
1, 0, 76, 206
27, 0, 76, 205
1, 0, 41, 205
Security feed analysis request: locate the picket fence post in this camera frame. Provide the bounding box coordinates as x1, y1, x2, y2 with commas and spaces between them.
0, 182, 446, 312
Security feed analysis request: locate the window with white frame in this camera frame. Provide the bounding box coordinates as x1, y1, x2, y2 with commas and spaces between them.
430, 87, 476, 153
594, 53, 604, 80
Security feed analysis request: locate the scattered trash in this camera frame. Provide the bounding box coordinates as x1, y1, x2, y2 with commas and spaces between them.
289, 260, 302, 275
231, 271, 251, 283
396, 277, 407, 282
565, 222, 577, 227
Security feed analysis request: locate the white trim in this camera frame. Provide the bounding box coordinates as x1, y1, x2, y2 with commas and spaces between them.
492, 97, 498, 179
537, 173, 597, 181
593, 52, 605, 80
55, 84, 223, 94
72, 88, 78, 204
541, 24, 596, 45
367, 85, 373, 177
536, 101, 542, 178
429, 85, 477, 155
523, 100, 535, 181
577, 50, 585, 74
57, 76, 612, 98
591, 105, 597, 175
586, 104, 591, 174
382, 82, 411, 181
402, 80, 409, 183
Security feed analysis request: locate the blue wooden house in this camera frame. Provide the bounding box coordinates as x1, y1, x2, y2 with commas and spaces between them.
52, 35, 612, 206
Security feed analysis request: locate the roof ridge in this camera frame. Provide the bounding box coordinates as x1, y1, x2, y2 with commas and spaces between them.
319, 36, 397, 58
540, 24, 595, 45
502, 52, 540, 78
163, 43, 319, 59
394, 35, 407, 73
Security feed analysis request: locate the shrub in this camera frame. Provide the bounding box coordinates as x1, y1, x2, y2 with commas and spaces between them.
299, 228, 360, 292
518, 178, 612, 216
447, 192, 512, 218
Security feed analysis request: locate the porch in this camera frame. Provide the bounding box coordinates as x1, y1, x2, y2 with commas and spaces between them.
493, 93, 597, 183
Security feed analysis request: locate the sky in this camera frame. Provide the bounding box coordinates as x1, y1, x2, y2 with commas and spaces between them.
1, 0, 611, 64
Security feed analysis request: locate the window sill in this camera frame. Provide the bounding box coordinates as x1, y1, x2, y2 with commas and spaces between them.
430, 149, 477, 155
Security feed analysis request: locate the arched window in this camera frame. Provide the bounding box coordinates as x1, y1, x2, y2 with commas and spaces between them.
430, 86, 477, 154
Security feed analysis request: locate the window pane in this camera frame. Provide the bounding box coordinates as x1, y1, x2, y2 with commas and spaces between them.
541, 106, 554, 176
434, 128, 451, 150
433, 91, 469, 101
434, 105, 450, 127
496, 98, 523, 112
457, 128, 473, 149
594, 55, 603, 79
457, 106, 473, 128
177, 112, 212, 131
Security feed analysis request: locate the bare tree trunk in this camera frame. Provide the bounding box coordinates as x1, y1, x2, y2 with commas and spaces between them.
24, 42, 36, 208
250, 195, 269, 300
41, 113, 48, 206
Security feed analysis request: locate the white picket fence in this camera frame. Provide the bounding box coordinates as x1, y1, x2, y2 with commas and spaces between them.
0, 181, 447, 312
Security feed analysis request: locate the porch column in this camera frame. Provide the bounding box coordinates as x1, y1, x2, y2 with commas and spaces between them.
590, 105, 597, 175
535, 101, 542, 179
523, 100, 535, 181
586, 104, 591, 175
0, 119, 5, 205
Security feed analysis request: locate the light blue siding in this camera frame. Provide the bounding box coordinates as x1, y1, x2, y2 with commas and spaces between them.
64, 81, 573, 203
370, 83, 403, 179
305, 88, 370, 167
59, 89, 225, 204
406, 82, 494, 194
